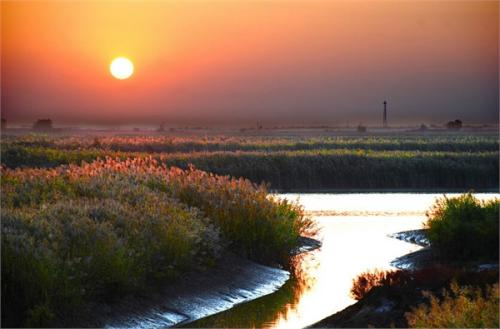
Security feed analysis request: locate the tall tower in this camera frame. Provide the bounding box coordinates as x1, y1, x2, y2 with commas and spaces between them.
383, 100, 387, 128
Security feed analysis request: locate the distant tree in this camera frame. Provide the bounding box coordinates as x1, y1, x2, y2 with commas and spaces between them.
446, 119, 462, 130
357, 124, 367, 133
1, 118, 6, 130
33, 119, 53, 130
157, 122, 166, 132
419, 123, 428, 131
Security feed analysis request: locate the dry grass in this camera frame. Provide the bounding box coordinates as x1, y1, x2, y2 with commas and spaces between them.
406, 282, 499, 328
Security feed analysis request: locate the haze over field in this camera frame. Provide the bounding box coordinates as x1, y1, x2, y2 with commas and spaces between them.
1, 1, 498, 125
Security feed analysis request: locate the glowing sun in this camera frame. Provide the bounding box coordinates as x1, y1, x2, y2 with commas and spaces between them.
110, 57, 134, 80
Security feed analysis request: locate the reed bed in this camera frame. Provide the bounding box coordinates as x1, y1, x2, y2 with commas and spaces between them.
1, 157, 313, 326
2, 144, 498, 190
3, 134, 498, 153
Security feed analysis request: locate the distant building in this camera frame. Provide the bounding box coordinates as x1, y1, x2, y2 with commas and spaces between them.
446, 119, 462, 130
1, 118, 6, 130
383, 100, 387, 128
33, 119, 53, 130
419, 124, 428, 131
357, 124, 367, 133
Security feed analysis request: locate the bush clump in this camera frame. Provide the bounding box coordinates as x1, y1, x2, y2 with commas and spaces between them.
425, 193, 499, 261
406, 282, 499, 328
351, 269, 409, 300
351, 266, 499, 301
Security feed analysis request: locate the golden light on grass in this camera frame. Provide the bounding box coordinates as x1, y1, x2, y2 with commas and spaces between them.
110, 57, 134, 80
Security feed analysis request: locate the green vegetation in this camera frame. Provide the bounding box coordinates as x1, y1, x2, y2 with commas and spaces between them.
406, 282, 499, 328
2, 134, 498, 153
425, 193, 499, 261
2, 134, 498, 190
1, 157, 313, 326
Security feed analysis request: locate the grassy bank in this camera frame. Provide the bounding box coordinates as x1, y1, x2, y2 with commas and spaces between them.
1, 158, 313, 327
425, 193, 499, 261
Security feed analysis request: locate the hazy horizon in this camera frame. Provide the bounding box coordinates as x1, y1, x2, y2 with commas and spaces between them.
2, 1, 499, 126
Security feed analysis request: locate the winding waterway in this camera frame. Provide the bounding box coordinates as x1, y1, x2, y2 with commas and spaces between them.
187, 193, 499, 329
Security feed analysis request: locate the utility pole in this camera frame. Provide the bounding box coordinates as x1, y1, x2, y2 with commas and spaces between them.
383, 100, 387, 128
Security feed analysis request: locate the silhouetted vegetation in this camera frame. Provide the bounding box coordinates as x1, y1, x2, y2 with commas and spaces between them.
446, 119, 462, 130
1, 158, 313, 327
351, 269, 406, 300
334, 266, 499, 328
32, 119, 53, 130
357, 124, 366, 132
351, 266, 498, 302
406, 282, 499, 328
425, 193, 499, 261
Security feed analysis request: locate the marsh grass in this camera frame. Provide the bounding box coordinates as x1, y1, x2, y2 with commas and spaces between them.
2, 145, 497, 190
425, 193, 499, 261
3, 134, 497, 190
406, 282, 499, 328
4, 135, 498, 153
1, 157, 313, 326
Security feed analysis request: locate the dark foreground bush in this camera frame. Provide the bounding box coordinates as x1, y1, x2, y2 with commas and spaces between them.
1, 158, 313, 326
350, 269, 408, 300
406, 282, 499, 328
348, 267, 499, 328
425, 193, 499, 261
351, 266, 499, 301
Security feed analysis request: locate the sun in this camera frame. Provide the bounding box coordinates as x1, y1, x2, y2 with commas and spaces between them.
110, 57, 134, 80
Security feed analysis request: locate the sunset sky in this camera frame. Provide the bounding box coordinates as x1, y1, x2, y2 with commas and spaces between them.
1, 1, 498, 126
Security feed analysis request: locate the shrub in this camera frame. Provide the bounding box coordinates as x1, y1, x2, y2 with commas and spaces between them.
351, 269, 411, 300
425, 193, 499, 261
2, 195, 221, 326
406, 282, 499, 328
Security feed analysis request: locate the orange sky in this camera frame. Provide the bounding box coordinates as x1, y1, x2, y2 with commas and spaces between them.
1, 1, 498, 125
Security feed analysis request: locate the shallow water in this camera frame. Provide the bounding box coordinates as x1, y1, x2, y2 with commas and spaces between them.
188, 193, 499, 329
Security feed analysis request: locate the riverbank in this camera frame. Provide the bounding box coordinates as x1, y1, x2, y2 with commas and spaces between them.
75, 237, 321, 328
310, 229, 499, 328
77, 253, 289, 328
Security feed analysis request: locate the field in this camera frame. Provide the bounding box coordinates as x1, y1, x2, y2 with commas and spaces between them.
2, 131, 498, 190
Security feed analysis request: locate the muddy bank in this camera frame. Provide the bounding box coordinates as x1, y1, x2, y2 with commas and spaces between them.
389, 229, 433, 270
388, 229, 429, 247
70, 252, 288, 328
390, 229, 499, 271
68, 237, 321, 328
